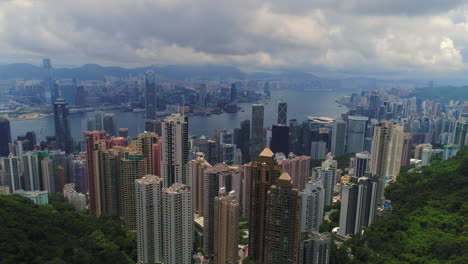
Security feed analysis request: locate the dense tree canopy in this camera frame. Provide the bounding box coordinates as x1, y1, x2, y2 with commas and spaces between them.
0, 193, 136, 264
333, 149, 468, 263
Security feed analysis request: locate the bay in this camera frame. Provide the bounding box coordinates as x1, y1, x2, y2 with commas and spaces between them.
10, 89, 349, 142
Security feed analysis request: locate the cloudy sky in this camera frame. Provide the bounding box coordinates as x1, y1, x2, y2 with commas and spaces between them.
1, 0, 468, 78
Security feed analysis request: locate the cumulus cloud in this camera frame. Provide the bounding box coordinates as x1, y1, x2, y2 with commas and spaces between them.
0, 0, 467, 78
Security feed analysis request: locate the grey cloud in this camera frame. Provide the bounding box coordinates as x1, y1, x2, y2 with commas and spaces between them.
0, 0, 467, 78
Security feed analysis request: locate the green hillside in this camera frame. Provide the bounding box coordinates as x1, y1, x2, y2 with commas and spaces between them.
0, 193, 136, 264
333, 150, 468, 263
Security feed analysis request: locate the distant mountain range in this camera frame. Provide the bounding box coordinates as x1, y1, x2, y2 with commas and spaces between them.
0, 62, 419, 90
0, 63, 253, 80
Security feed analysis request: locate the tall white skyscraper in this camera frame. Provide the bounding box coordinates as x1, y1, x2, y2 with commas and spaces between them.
162, 114, 189, 188
162, 183, 193, 264
22, 152, 40, 191
145, 71, 157, 120
135, 175, 164, 264
300, 181, 325, 233
370, 121, 404, 206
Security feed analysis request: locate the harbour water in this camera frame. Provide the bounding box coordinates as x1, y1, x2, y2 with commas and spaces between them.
10, 88, 349, 142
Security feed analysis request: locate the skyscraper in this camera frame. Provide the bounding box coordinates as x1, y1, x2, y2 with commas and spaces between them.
145, 71, 157, 120
313, 159, 337, 207
203, 164, 235, 257
103, 113, 116, 137
271, 124, 290, 155
22, 152, 40, 191
162, 114, 189, 187
264, 172, 301, 264
1, 154, 22, 193
300, 181, 325, 232
199, 84, 207, 108
236, 120, 250, 163
353, 152, 371, 178
214, 188, 239, 264
279, 154, 310, 191
230, 83, 237, 102
346, 116, 368, 154
278, 102, 288, 125
84, 131, 106, 214
338, 177, 378, 238
162, 183, 193, 264
94, 111, 104, 131
120, 151, 147, 230
401, 133, 412, 167
54, 97, 72, 153
188, 153, 212, 217
250, 104, 265, 161
0, 117, 11, 157
370, 121, 404, 207
135, 175, 164, 264
43, 58, 53, 105
248, 148, 282, 263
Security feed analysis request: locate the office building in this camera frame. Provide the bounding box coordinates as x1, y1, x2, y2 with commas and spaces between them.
135, 175, 164, 264
299, 232, 331, 264
199, 84, 207, 108
279, 154, 310, 191
0, 117, 11, 157
331, 119, 346, 157
203, 164, 235, 257
43, 58, 54, 105
230, 83, 237, 102
145, 71, 157, 120
250, 104, 265, 160
53, 97, 72, 153
236, 120, 250, 163
271, 124, 289, 155
103, 113, 116, 137
278, 102, 288, 125
213, 188, 239, 264
248, 148, 282, 263
346, 116, 368, 154
162, 183, 193, 264
161, 114, 189, 187
300, 181, 325, 232
370, 121, 404, 206
188, 153, 212, 217
264, 172, 301, 264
